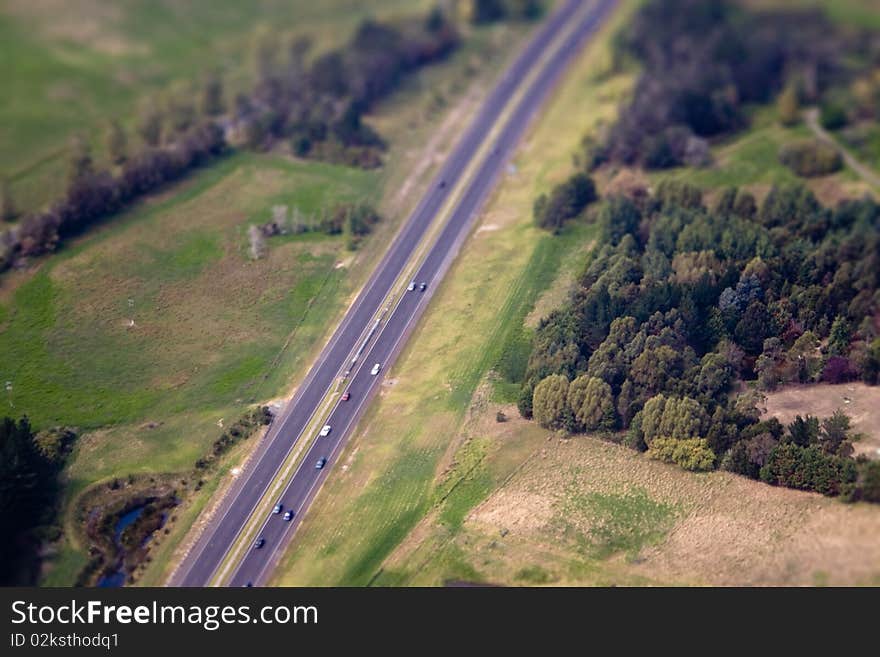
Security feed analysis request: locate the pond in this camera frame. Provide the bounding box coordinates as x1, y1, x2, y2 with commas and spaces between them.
96, 506, 145, 588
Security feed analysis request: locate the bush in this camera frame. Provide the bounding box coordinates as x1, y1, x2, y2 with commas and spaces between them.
533, 173, 597, 233
778, 140, 842, 177
647, 436, 716, 471
821, 356, 855, 383
820, 101, 848, 130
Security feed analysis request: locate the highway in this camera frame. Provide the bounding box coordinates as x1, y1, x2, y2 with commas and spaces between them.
173, 0, 616, 587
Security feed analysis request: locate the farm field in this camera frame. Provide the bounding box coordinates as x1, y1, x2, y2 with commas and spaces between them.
381, 399, 880, 586
0, 0, 433, 215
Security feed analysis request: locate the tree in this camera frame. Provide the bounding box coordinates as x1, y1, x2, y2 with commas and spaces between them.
137, 100, 163, 147
696, 352, 732, 399
586, 316, 638, 385
629, 345, 682, 396
721, 432, 777, 478
734, 300, 771, 355
819, 409, 851, 456
787, 415, 819, 448
533, 173, 596, 233
777, 82, 800, 126
200, 73, 226, 117
827, 315, 851, 356
532, 374, 570, 429
788, 331, 821, 383
854, 460, 880, 503
0, 177, 16, 223
517, 381, 535, 419
598, 196, 641, 245
471, 0, 506, 24
0, 416, 59, 584
567, 375, 616, 431
640, 394, 708, 446
732, 190, 757, 219
822, 355, 854, 383
857, 338, 880, 384
165, 90, 196, 135
66, 135, 93, 190
105, 119, 127, 166
251, 26, 279, 82
755, 337, 785, 390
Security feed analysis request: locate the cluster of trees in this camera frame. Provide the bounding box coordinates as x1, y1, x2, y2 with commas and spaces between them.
194, 406, 272, 471
717, 411, 872, 498
252, 201, 382, 256
778, 139, 842, 178
0, 121, 226, 273
0, 417, 76, 584
470, 0, 543, 24
516, 180, 880, 500
592, 0, 849, 169
1, 8, 459, 274
533, 172, 597, 233
230, 12, 459, 167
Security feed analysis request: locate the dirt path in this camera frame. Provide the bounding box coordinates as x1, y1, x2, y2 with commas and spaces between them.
804, 107, 880, 190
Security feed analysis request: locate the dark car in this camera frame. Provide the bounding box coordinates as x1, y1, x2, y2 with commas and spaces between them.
316, 457, 327, 469
283, 510, 294, 521
341, 391, 350, 401
419, 282, 427, 292
254, 538, 265, 549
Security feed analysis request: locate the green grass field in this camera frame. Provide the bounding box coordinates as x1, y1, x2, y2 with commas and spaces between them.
0, 0, 432, 214
746, 0, 880, 30
0, 153, 376, 432
271, 0, 639, 586
649, 105, 868, 197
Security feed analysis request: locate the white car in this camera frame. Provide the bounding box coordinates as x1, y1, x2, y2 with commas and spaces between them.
407, 281, 416, 291
319, 424, 331, 437
371, 363, 381, 376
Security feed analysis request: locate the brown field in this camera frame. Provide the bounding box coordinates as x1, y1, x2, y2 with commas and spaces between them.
383, 395, 880, 587
763, 383, 880, 459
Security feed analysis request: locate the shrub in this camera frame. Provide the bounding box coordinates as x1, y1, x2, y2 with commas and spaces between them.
647, 436, 716, 471
533, 173, 597, 233
820, 101, 848, 130
821, 356, 855, 383
778, 140, 842, 177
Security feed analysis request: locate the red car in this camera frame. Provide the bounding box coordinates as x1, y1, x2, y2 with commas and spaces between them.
341, 391, 351, 401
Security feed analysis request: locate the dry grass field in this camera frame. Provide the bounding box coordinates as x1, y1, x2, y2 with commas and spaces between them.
382, 395, 880, 586
763, 383, 880, 459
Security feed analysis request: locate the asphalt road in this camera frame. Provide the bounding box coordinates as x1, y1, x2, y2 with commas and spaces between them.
174, 0, 616, 587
